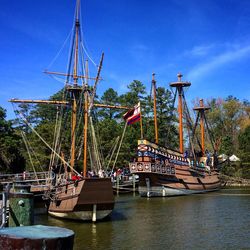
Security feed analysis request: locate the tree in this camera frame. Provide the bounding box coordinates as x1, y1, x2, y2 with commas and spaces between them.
98, 88, 119, 120
0, 107, 25, 173
238, 125, 250, 162
119, 80, 146, 107
207, 96, 244, 155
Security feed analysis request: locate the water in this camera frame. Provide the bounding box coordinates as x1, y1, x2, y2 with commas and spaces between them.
35, 188, 250, 250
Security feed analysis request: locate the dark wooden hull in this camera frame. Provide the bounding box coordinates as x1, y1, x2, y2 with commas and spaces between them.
134, 169, 220, 197
130, 140, 221, 197
48, 178, 115, 221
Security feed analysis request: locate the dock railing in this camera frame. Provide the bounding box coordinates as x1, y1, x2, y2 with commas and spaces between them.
0, 171, 52, 185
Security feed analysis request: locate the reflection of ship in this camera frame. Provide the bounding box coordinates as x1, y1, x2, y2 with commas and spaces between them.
10, 0, 118, 221
129, 73, 221, 197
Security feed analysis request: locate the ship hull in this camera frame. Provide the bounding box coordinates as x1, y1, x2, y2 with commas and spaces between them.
48, 209, 113, 221
138, 179, 220, 197
132, 169, 221, 197
48, 178, 115, 221
129, 140, 221, 198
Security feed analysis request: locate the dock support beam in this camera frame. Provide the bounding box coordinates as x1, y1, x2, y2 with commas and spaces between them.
146, 178, 151, 197
92, 204, 97, 222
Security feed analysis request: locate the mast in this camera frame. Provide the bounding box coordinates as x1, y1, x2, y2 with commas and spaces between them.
83, 60, 89, 178
9, 0, 130, 178
73, 0, 80, 85
152, 73, 158, 144
68, 0, 82, 170
193, 99, 210, 156
170, 73, 191, 154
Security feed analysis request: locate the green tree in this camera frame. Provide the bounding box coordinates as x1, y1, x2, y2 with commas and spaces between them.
238, 125, 250, 162
207, 96, 244, 155
98, 88, 119, 120
0, 107, 25, 173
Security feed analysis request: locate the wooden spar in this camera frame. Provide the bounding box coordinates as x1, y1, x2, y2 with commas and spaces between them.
83, 60, 89, 178
9, 99, 129, 110
152, 73, 158, 144
9, 99, 69, 105
88, 53, 104, 111
93, 103, 129, 110
44, 70, 102, 81
170, 73, 191, 154
193, 99, 210, 156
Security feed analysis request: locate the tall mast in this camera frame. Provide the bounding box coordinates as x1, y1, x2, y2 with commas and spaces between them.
193, 99, 210, 156
69, 0, 82, 170
152, 73, 158, 144
73, 0, 80, 85
10, 0, 131, 177
170, 73, 191, 153
83, 60, 89, 177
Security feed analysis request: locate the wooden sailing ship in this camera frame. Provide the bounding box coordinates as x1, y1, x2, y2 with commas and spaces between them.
9, 0, 132, 221
129, 73, 221, 197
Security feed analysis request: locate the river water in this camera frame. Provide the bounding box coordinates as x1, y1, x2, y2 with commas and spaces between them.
35, 188, 250, 250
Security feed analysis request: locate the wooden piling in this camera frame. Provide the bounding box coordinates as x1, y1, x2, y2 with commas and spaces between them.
0, 225, 74, 250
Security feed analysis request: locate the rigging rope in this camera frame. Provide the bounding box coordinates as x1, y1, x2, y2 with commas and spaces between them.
204, 114, 216, 151
49, 107, 60, 170
12, 103, 44, 172
15, 109, 81, 176
20, 131, 39, 183
79, 6, 98, 67
89, 116, 102, 171
112, 122, 128, 173
166, 88, 177, 141
106, 136, 120, 170
182, 93, 202, 151
46, 29, 73, 70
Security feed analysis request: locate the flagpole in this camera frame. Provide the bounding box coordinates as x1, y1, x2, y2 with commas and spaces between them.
140, 102, 143, 139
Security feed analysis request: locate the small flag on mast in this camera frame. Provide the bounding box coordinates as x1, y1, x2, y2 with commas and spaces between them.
123, 102, 141, 125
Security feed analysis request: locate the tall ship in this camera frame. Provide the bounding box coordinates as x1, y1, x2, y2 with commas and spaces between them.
9, 0, 127, 221
129, 73, 221, 197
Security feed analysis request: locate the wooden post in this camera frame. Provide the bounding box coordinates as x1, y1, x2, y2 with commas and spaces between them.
0, 225, 74, 250
132, 174, 136, 193
92, 204, 97, 222
116, 174, 119, 196
0, 191, 7, 228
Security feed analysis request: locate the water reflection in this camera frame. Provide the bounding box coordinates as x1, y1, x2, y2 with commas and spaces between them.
35, 189, 250, 250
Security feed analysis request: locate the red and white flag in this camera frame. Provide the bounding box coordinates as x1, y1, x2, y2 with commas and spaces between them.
123, 102, 141, 125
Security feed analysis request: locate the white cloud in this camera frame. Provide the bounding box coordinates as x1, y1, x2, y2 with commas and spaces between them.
184, 44, 215, 57
187, 43, 250, 81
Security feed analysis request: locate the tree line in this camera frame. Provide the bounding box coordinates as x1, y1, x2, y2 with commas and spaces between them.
0, 80, 249, 178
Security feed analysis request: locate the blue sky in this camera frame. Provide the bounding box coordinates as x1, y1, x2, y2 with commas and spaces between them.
1, 0, 250, 119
